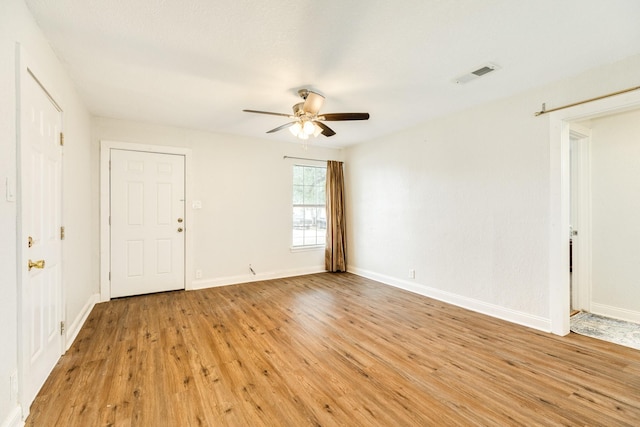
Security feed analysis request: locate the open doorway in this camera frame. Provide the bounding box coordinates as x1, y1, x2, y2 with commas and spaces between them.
567, 110, 640, 349
569, 110, 640, 321
549, 89, 640, 335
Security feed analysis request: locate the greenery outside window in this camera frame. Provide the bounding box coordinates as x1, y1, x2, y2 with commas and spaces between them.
292, 165, 326, 247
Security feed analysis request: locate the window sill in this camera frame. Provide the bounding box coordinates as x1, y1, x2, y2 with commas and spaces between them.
290, 244, 325, 253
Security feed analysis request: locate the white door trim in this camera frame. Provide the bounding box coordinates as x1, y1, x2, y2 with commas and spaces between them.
100, 141, 193, 301
549, 89, 640, 335
569, 125, 592, 312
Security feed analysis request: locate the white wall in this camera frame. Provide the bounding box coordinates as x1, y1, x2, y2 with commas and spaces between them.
92, 118, 343, 288
0, 2, 20, 422
345, 54, 640, 332
589, 109, 640, 322
0, 0, 93, 424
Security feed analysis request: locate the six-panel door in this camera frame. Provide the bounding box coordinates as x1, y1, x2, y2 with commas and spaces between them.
110, 149, 186, 298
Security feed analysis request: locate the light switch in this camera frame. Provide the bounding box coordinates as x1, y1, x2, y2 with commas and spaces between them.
192, 200, 202, 209
6, 177, 15, 202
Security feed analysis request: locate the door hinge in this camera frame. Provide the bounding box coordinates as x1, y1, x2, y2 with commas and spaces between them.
59, 132, 64, 146
60, 321, 65, 335
109, 272, 111, 280
60, 226, 65, 240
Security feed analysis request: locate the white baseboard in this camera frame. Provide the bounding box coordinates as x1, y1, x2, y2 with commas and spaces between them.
0, 406, 23, 427
348, 266, 552, 332
190, 266, 326, 290
591, 303, 640, 324
65, 293, 100, 351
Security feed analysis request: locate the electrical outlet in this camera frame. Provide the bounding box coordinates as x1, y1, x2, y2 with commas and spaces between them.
195, 269, 202, 279
409, 269, 415, 279
192, 200, 202, 209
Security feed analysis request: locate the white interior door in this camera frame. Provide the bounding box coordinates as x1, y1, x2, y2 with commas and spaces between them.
110, 149, 185, 298
19, 70, 63, 409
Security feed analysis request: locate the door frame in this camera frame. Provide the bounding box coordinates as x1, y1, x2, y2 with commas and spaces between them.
100, 141, 193, 301
569, 124, 592, 312
16, 44, 65, 416
549, 89, 640, 335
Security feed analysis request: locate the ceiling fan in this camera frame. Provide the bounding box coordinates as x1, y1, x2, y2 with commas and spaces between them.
243, 89, 369, 140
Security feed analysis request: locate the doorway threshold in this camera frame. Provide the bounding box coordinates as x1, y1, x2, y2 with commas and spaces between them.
570, 311, 640, 350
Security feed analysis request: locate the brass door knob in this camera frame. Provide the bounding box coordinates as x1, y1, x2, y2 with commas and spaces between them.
28, 259, 45, 271
177, 218, 184, 223
177, 227, 184, 233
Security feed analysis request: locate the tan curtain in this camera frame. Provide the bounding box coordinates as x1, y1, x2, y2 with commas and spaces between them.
325, 161, 347, 272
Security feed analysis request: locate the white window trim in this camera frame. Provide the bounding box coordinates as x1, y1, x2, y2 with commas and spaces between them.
290, 244, 325, 253
292, 164, 327, 249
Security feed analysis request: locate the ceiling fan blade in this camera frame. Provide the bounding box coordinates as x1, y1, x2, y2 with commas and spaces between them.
319, 112, 370, 121
266, 121, 297, 134
302, 91, 325, 115
315, 121, 336, 137
243, 109, 294, 118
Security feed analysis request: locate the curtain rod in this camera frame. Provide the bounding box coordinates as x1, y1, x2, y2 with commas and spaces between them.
534, 85, 640, 116
283, 156, 329, 162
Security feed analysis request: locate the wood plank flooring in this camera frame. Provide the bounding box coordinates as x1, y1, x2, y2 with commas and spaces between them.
26, 273, 640, 426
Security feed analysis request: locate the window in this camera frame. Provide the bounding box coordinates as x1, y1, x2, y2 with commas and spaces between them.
292, 164, 326, 247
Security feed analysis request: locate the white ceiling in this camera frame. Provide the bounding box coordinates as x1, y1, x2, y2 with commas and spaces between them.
25, 0, 640, 147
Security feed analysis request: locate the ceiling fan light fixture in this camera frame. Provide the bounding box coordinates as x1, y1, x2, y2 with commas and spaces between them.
313, 123, 323, 137
289, 122, 302, 136
289, 119, 319, 140
302, 120, 315, 135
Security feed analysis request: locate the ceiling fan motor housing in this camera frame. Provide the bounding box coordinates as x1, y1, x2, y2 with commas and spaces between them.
297, 89, 310, 99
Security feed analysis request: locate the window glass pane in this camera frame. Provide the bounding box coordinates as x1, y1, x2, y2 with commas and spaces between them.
316, 168, 326, 204
305, 207, 317, 226
317, 182, 326, 204
317, 227, 326, 244
293, 166, 304, 185
303, 166, 315, 185
316, 167, 326, 186
303, 228, 318, 246
304, 184, 317, 205
292, 165, 327, 247
293, 185, 304, 204
292, 230, 304, 246
316, 207, 326, 229
293, 206, 306, 228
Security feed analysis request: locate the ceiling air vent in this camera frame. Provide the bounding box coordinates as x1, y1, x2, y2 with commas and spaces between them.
454, 63, 500, 84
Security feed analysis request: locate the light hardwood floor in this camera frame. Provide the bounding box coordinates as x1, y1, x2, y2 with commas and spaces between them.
27, 273, 640, 426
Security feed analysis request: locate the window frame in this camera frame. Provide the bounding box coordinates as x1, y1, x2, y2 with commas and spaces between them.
291, 164, 327, 250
